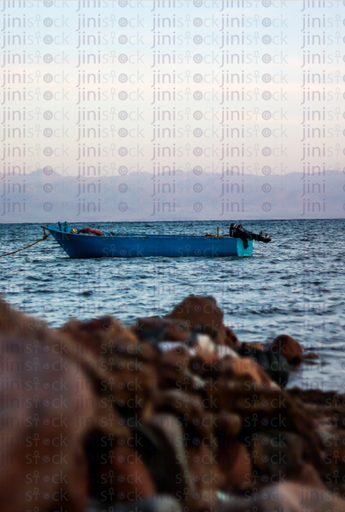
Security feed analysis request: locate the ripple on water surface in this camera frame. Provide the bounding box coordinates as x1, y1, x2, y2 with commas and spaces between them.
1, 219, 345, 390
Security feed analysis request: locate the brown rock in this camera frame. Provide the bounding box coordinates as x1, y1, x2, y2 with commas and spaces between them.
59, 314, 159, 423
243, 342, 266, 351
166, 295, 222, 334
190, 351, 220, 378
158, 346, 192, 389
4, 295, 342, 511
188, 444, 224, 506
253, 432, 304, 476
159, 344, 191, 370
60, 315, 138, 359
218, 356, 272, 386
66, 445, 90, 512
271, 334, 303, 363
0, 333, 95, 512
99, 445, 156, 501
215, 412, 242, 437
223, 326, 241, 348
302, 352, 320, 360
218, 439, 252, 490
166, 296, 239, 347
131, 317, 191, 343
152, 389, 213, 441
0, 296, 48, 336
149, 412, 194, 496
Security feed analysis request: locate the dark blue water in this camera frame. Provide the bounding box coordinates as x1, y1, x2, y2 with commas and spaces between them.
1, 219, 345, 391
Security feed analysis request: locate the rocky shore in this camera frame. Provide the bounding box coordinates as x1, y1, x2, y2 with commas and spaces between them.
0, 295, 344, 512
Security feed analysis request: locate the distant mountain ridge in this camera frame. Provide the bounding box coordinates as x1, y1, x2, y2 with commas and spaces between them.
1, 170, 344, 222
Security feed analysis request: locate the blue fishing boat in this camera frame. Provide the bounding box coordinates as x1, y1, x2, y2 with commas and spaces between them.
45, 223, 270, 259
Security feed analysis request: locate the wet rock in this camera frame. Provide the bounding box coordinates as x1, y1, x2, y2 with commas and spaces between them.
217, 355, 273, 387
131, 317, 191, 343
3, 295, 345, 511
237, 344, 289, 388
223, 326, 241, 348
166, 295, 240, 347
287, 387, 340, 406
242, 342, 266, 351
271, 334, 303, 363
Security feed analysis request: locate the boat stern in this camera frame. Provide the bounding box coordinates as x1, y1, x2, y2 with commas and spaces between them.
236, 238, 253, 257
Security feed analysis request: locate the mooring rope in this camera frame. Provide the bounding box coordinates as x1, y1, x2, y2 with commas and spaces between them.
0, 226, 50, 258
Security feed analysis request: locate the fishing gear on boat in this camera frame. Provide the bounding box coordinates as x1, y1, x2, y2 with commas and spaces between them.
0, 225, 50, 258
79, 227, 105, 236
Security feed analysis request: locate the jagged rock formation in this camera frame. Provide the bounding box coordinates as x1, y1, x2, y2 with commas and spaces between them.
0, 296, 343, 512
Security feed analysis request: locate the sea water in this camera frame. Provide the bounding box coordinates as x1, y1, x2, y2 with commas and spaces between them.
1, 219, 344, 391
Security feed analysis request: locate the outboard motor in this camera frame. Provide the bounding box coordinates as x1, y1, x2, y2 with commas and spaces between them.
230, 223, 271, 248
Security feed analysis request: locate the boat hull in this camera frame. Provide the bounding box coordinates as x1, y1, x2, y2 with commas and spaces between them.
46, 226, 253, 258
